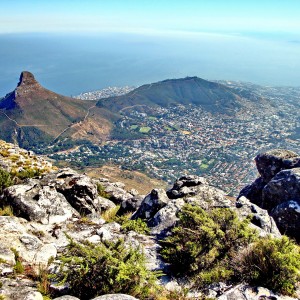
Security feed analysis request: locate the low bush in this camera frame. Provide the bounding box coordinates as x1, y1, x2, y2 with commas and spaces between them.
0, 168, 13, 194
121, 218, 150, 235
0, 205, 14, 216
233, 235, 300, 296
160, 204, 257, 287
101, 205, 120, 222
96, 183, 110, 199
51, 236, 160, 299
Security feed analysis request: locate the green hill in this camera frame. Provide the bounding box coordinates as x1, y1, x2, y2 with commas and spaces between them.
97, 76, 244, 114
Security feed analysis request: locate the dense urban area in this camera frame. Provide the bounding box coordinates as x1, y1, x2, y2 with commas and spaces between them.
74, 86, 135, 100
49, 81, 300, 196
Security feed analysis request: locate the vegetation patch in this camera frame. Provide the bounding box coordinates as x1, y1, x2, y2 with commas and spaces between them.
234, 235, 300, 296
130, 124, 139, 130
160, 204, 258, 287
51, 237, 160, 299
139, 126, 151, 134
121, 218, 150, 235
96, 182, 110, 199
101, 205, 120, 222
0, 168, 13, 193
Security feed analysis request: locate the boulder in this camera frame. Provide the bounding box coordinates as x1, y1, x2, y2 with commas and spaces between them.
52, 169, 102, 215
132, 189, 169, 220
238, 177, 265, 207
262, 168, 300, 210
239, 150, 300, 241
149, 198, 185, 238
103, 184, 133, 204
92, 294, 139, 300
271, 200, 300, 242
117, 195, 144, 215
167, 175, 208, 199
3, 183, 79, 224
255, 149, 300, 183
236, 196, 281, 237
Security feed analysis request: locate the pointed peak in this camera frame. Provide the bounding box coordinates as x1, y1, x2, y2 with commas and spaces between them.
17, 71, 39, 87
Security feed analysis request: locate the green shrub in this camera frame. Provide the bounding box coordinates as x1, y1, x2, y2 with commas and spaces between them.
51, 236, 160, 299
234, 235, 300, 296
0, 168, 13, 194
121, 218, 150, 235
96, 183, 110, 199
160, 204, 257, 287
101, 205, 120, 222
0, 206, 14, 216
13, 168, 42, 180
11, 248, 24, 274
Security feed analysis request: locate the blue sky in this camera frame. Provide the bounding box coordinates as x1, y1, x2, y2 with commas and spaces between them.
1, 0, 300, 36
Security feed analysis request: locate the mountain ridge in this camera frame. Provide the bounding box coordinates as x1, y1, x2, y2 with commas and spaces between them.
97, 76, 257, 115
0, 71, 114, 147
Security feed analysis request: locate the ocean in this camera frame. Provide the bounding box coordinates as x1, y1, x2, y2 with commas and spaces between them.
0, 32, 299, 97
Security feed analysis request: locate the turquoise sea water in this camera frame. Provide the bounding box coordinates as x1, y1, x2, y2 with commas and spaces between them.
0, 32, 299, 97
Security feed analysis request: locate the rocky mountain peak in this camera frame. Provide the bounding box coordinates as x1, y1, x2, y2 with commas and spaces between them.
17, 71, 40, 89
18, 71, 36, 85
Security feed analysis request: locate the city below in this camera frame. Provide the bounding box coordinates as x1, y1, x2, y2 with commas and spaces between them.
46, 81, 300, 196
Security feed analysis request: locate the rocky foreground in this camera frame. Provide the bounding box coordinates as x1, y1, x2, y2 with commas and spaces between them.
0, 141, 299, 300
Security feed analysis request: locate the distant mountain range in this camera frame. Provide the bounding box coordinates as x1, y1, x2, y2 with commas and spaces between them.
0, 72, 270, 149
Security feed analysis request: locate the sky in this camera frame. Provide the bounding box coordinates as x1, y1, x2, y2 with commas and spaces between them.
1, 0, 300, 95
1, 0, 300, 37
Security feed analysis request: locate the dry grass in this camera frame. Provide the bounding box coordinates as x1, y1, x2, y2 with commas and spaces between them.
86, 164, 167, 195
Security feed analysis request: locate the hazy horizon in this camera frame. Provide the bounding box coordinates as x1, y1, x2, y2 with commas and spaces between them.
1, 1, 300, 96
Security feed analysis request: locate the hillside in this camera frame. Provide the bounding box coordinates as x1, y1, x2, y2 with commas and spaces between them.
97, 76, 266, 115
0, 71, 115, 148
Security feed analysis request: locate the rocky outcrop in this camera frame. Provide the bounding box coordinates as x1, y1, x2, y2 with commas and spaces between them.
255, 149, 300, 182
236, 196, 281, 237
262, 168, 300, 210
142, 175, 278, 238
239, 149, 300, 242
0, 144, 297, 299
132, 189, 169, 220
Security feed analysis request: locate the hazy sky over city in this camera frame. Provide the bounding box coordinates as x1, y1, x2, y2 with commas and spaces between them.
1, 0, 300, 36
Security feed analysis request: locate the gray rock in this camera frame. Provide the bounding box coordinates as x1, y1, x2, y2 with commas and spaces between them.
238, 177, 265, 207
132, 189, 170, 220
236, 196, 281, 237
117, 195, 144, 215
53, 170, 102, 215
104, 184, 133, 204
52, 296, 80, 300
167, 175, 208, 199
217, 284, 298, 300
0, 278, 43, 300
262, 168, 300, 210
149, 198, 185, 238
255, 149, 300, 183
3, 183, 79, 224
271, 200, 300, 242
92, 294, 139, 300
97, 222, 121, 242
95, 196, 116, 211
